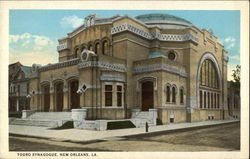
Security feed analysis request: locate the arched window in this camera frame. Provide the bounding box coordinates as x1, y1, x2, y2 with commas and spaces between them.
102, 40, 109, 55
172, 86, 176, 103
74, 48, 79, 58
180, 88, 184, 104
200, 59, 219, 88
166, 85, 170, 103
95, 43, 100, 54
199, 57, 220, 110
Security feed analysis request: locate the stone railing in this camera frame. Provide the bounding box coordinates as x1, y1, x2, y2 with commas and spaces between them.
22, 110, 35, 119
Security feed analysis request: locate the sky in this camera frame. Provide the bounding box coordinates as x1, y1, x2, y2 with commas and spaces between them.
9, 10, 240, 81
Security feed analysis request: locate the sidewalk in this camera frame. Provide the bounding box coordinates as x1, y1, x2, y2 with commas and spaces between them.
9, 120, 239, 142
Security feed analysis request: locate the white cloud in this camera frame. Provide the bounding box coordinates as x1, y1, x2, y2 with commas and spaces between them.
34, 35, 51, 46
226, 43, 235, 49
10, 33, 54, 51
224, 37, 236, 43
219, 36, 236, 50
60, 15, 84, 29
9, 33, 57, 66
229, 55, 240, 61
21, 40, 30, 47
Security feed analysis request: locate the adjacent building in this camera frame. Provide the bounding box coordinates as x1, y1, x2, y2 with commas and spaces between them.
26, 13, 230, 124
227, 81, 240, 119
9, 62, 31, 117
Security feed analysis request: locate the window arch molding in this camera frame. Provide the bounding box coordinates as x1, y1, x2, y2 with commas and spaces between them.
73, 46, 81, 58
196, 52, 222, 109
136, 76, 157, 92
197, 52, 222, 89
101, 37, 111, 56
94, 39, 101, 54
40, 80, 51, 86
87, 41, 94, 51
165, 83, 172, 103
171, 84, 177, 103
179, 86, 185, 104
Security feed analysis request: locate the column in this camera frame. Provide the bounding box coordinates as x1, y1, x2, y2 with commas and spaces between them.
113, 83, 117, 106
16, 99, 19, 111
201, 90, 203, 109
49, 86, 54, 111
63, 87, 68, 111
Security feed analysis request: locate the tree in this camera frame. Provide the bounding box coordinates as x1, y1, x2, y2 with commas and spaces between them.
231, 65, 240, 95
232, 65, 241, 83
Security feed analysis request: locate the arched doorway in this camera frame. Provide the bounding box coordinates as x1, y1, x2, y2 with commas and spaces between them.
42, 84, 50, 112
55, 82, 64, 111
69, 80, 80, 109
141, 81, 154, 111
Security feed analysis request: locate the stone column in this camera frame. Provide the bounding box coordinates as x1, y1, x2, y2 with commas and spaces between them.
16, 99, 19, 111
49, 88, 54, 112
63, 88, 68, 111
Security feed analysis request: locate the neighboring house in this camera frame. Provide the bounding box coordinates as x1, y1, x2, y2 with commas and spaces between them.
27, 13, 229, 124
227, 81, 240, 119
9, 62, 31, 117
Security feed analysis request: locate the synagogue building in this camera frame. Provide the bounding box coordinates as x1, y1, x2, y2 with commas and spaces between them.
26, 13, 229, 125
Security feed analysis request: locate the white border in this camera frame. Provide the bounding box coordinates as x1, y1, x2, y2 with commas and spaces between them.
0, 1, 249, 159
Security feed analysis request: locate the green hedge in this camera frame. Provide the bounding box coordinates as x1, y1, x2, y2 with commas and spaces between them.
107, 120, 136, 130
55, 121, 74, 129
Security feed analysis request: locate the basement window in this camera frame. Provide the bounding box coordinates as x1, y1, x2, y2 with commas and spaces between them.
170, 118, 174, 123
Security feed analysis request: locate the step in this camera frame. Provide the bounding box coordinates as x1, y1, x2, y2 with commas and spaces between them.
10, 119, 60, 127
28, 112, 72, 120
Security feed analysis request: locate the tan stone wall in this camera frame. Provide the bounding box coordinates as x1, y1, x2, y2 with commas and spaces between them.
158, 108, 187, 124
86, 108, 125, 120
29, 78, 40, 110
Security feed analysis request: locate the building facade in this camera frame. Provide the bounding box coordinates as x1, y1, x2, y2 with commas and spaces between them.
28, 13, 229, 124
9, 62, 31, 117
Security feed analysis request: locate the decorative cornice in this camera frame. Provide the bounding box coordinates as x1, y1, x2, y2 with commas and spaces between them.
78, 61, 126, 72
38, 58, 80, 72
100, 74, 125, 82
111, 23, 198, 43
133, 63, 187, 77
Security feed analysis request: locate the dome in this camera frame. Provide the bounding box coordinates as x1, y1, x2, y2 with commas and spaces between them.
135, 14, 192, 29
147, 51, 166, 59
135, 13, 192, 24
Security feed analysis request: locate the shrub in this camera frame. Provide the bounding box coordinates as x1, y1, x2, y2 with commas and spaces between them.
55, 121, 74, 129
156, 118, 163, 125
107, 120, 136, 130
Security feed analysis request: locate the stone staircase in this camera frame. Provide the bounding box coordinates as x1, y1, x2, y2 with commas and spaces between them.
131, 110, 157, 127
10, 112, 72, 127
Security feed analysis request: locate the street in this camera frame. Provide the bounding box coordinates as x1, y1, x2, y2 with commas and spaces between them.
9, 122, 240, 151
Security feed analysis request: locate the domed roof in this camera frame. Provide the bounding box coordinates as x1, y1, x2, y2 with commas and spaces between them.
147, 51, 166, 59
135, 13, 192, 25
